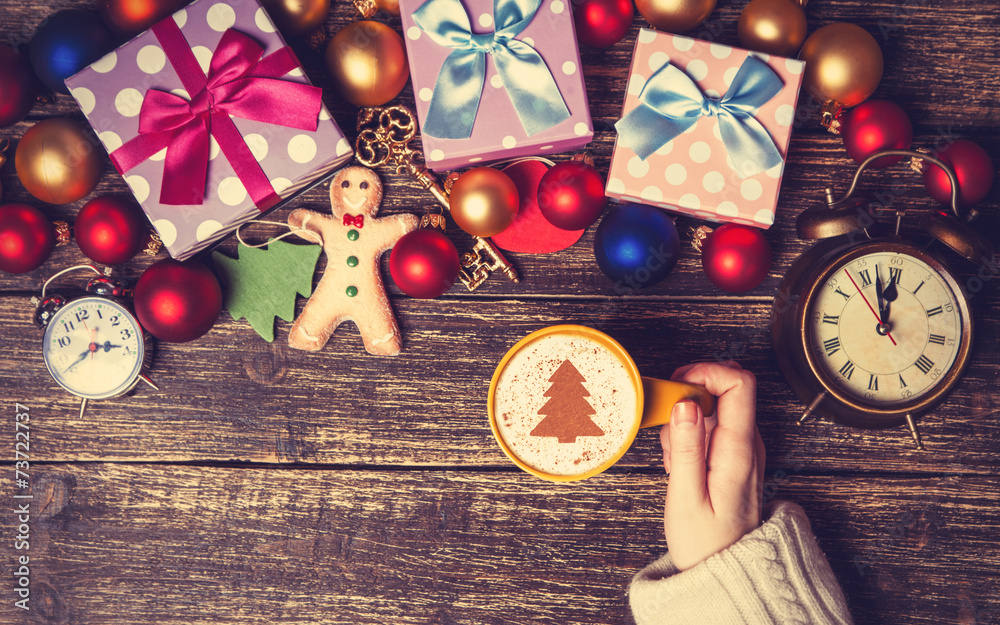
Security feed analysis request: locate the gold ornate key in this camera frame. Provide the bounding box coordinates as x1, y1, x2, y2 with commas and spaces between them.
355, 105, 519, 290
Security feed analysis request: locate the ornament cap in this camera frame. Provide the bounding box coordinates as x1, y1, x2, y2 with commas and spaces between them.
909, 147, 931, 174
53, 220, 71, 246
689, 225, 714, 253
143, 232, 164, 256
307, 29, 327, 50
819, 100, 843, 134
420, 213, 448, 230
353, 0, 379, 17
570, 152, 596, 168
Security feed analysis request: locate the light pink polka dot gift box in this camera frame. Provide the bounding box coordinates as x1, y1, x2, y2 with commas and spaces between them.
606, 28, 805, 229
399, 0, 593, 172
65, 0, 354, 261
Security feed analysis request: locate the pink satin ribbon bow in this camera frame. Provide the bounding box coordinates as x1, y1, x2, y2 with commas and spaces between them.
111, 21, 323, 207
343, 214, 365, 228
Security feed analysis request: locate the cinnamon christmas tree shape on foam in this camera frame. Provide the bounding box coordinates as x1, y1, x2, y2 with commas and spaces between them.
530, 359, 605, 444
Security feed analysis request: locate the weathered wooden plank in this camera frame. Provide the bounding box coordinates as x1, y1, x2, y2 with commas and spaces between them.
5, 296, 998, 471
12, 465, 1000, 625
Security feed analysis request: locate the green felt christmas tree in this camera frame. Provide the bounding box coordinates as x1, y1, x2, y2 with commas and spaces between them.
212, 240, 321, 342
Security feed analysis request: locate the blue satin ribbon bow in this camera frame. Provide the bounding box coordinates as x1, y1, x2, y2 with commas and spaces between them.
615, 55, 785, 178
412, 0, 570, 139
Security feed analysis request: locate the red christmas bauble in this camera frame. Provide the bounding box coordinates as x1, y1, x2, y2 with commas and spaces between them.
701, 224, 771, 293
537, 160, 607, 231
389, 228, 460, 299
922, 139, 995, 209
573, 0, 634, 48
0, 44, 37, 129
134, 259, 222, 343
96, 0, 188, 37
0, 203, 56, 274
75, 195, 147, 264
840, 99, 912, 168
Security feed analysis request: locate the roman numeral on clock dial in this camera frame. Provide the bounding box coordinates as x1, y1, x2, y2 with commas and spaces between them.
858, 269, 872, 287
839, 360, 855, 380
823, 337, 841, 356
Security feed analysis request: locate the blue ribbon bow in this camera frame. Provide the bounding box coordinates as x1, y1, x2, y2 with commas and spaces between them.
412, 0, 570, 139
615, 55, 785, 178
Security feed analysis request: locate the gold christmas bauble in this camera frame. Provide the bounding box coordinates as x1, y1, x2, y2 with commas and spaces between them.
738, 0, 807, 58
375, 0, 400, 14
635, 0, 716, 33
449, 168, 519, 238
261, 0, 330, 36
15, 118, 102, 205
799, 23, 883, 108
325, 20, 409, 108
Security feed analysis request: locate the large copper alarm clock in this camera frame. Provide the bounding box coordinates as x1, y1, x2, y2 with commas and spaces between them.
771, 150, 993, 448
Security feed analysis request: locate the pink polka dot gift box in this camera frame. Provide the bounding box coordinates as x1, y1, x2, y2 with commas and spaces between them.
64, 0, 354, 261
399, 0, 593, 172
606, 28, 805, 229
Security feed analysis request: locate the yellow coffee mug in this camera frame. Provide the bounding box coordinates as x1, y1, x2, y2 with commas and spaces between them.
488, 325, 716, 482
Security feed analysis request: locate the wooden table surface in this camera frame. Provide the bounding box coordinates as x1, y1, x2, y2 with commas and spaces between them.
3, 0, 1000, 623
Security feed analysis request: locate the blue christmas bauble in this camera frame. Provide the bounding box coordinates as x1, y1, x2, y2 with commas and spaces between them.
29, 10, 117, 94
593, 203, 679, 289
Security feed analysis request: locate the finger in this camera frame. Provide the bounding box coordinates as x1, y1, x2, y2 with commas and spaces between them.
662, 417, 717, 475
676, 363, 758, 480
670, 360, 742, 382
666, 400, 708, 507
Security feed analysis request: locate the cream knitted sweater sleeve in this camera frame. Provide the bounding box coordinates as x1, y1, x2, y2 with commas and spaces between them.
629, 501, 854, 625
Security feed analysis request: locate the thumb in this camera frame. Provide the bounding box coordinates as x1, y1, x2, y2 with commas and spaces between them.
667, 400, 708, 504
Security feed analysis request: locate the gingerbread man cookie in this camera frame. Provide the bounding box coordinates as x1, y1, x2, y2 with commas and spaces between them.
288, 166, 418, 355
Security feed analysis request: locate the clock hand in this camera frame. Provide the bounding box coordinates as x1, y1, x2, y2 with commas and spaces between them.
63, 349, 92, 373
875, 266, 887, 321
843, 268, 897, 346
883, 270, 898, 302
882, 268, 898, 325
100, 341, 123, 352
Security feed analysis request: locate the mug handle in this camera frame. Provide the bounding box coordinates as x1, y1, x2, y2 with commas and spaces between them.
639, 377, 716, 428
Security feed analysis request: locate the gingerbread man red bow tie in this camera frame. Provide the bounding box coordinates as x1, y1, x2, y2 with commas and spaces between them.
343, 214, 364, 228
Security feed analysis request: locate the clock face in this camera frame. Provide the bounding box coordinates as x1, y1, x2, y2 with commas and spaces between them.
805, 249, 965, 407
42, 297, 145, 400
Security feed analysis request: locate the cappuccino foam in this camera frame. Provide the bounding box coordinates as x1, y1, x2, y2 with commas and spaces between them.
493, 333, 637, 477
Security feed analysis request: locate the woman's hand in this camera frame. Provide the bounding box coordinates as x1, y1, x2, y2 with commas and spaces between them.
660, 361, 766, 571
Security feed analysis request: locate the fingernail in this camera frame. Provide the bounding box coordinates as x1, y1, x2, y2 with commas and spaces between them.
672, 400, 700, 427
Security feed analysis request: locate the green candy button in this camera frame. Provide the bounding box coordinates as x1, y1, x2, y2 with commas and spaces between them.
347, 229, 359, 241
346, 256, 359, 267
346, 286, 358, 297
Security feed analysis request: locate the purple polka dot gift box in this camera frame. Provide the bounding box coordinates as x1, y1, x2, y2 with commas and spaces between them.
398, 0, 593, 172
606, 29, 805, 229
65, 0, 353, 261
